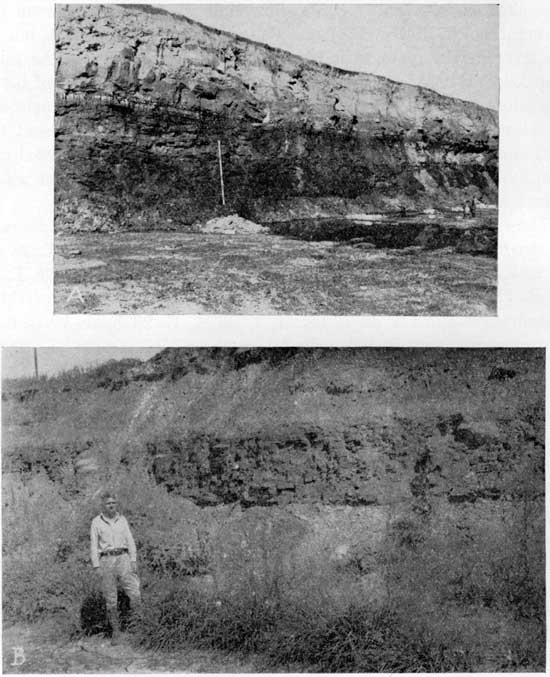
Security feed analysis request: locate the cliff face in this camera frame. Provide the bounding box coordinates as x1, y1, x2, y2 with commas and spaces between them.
3, 349, 542, 511
2, 348, 543, 613
55, 4, 499, 229
2, 351, 544, 665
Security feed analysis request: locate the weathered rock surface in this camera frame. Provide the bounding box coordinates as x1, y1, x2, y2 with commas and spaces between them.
3, 349, 542, 510
54, 4, 498, 230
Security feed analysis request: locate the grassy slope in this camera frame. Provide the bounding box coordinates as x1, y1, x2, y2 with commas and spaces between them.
2, 349, 545, 671
3, 349, 542, 450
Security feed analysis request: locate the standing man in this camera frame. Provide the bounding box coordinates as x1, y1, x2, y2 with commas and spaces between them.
90, 490, 142, 645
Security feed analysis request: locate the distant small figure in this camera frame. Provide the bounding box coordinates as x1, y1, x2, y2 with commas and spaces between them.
462, 202, 468, 218
469, 197, 476, 218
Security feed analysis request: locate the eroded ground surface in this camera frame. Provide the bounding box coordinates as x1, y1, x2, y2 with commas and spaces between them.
3, 622, 262, 674
54, 232, 497, 315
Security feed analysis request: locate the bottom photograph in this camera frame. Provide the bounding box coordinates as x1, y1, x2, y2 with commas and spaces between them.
1, 347, 545, 673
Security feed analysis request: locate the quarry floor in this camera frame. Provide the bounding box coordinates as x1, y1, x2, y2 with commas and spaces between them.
3, 621, 263, 673
54, 232, 497, 315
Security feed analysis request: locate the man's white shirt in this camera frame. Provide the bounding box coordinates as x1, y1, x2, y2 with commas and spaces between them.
90, 513, 137, 567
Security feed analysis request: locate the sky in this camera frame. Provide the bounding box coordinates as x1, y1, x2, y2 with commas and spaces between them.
156, 4, 499, 109
2, 348, 161, 380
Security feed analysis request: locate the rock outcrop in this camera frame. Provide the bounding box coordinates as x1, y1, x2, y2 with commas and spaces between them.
55, 5, 498, 230
2, 348, 543, 616
3, 349, 542, 511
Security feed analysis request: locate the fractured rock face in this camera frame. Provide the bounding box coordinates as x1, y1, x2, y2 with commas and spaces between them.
55, 5, 497, 133
4, 349, 541, 512
54, 4, 499, 228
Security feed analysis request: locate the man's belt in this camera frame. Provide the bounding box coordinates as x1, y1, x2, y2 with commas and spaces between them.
100, 548, 128, 557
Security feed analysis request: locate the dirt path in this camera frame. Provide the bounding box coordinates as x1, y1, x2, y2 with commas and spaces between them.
53, 232, 497, 315
3, 622, 263, 673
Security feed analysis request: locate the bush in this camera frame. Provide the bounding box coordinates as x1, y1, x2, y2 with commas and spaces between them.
2, 473, 94, 623
2, 459, 545, 671
132, 497, 545, 672
135, 578, 481, 671
2, 467, 212, 626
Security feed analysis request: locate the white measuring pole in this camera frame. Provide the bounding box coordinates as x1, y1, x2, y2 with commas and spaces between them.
217, 140, 226, 206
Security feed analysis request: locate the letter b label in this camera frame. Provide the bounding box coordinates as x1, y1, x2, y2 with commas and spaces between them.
11, 647, 25, 666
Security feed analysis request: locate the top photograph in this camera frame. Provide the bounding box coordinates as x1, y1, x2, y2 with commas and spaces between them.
54, 4, 498, 315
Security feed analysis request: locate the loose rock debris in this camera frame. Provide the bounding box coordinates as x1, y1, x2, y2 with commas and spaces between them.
199, 214, 269, 235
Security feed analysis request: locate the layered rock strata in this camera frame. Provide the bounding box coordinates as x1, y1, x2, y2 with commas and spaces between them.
55, 5, 498, 228
3, 349, 542, 510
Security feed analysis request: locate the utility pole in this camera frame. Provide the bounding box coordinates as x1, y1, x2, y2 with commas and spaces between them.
33, 348, 39, 379
217, 140, 226, 207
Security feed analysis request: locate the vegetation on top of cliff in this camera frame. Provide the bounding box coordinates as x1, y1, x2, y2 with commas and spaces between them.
2, 358, 142, 399
2, 348, 303, 402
